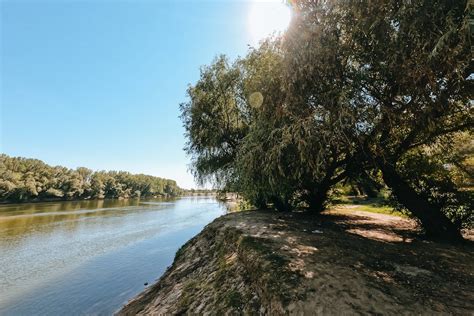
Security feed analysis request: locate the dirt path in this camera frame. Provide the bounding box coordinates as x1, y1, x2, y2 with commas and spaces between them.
119, 208, 474, 315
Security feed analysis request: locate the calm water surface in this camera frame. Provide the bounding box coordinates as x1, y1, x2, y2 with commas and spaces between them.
0, 196, 226, 315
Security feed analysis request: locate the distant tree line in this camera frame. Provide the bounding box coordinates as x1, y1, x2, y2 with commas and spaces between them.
181, 0, 473, 241
0, 154, 183, 202
186, 188, 216, 195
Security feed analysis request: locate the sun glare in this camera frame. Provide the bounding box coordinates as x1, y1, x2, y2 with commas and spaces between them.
247, 0, 292, 45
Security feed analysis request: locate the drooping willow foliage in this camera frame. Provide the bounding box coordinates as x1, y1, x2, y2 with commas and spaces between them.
181, 0, 473, 240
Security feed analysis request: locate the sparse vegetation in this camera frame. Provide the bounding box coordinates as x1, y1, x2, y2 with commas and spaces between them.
355, 204, 408, 219
119, 211, 474, 315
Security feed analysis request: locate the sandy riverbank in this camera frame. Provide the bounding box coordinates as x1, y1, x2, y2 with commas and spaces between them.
119, 208, 474, 314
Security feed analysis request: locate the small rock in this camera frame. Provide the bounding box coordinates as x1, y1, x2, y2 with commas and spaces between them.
311, 229, 323, 234
144, 282, 148, 286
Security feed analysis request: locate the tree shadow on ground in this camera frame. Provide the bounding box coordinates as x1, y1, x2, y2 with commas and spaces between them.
240, 209, 474, 313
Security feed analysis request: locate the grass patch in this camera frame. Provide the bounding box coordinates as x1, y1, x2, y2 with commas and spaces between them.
354, 204, 409, 218
225, 290, 243, 308
333, 196, 409, 218
239, 235, 273, 253
176, 280, 199, 312
238, 235, 303, 305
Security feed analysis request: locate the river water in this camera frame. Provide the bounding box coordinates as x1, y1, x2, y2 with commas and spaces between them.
0, 196, 226, 315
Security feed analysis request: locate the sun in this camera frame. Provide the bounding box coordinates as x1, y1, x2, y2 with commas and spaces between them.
247, 0, 292, 45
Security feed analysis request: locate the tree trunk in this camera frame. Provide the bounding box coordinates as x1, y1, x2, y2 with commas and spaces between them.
307, 180, 331, 213
254, 193, 268, 209
359, 180, 378, 198
272, 195, 292, 212
379, 162, 462, 241
351, 184, 361, 196
305, 164, 347, 213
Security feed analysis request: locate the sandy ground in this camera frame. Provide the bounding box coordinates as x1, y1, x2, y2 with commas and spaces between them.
119, 208, 474, 315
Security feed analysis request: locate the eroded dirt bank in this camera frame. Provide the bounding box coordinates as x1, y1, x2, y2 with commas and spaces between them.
119, 209, 474, 315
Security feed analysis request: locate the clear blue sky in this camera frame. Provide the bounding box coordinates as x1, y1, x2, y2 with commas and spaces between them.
0, 0, 290, 189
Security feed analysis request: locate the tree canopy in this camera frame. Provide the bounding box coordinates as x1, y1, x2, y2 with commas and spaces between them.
0, 154, 183, 202
181, 0, 473, 241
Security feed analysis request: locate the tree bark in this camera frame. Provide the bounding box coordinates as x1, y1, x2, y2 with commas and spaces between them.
307, 180, 332, 213
305, 165, 348, 213
379, 162, 463, 241
271, 195, 292, 212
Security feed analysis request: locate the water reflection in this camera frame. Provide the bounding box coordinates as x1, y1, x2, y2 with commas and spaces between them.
0, 196, 226, 315
0, 198, 175, 239
0, 198, 176, 216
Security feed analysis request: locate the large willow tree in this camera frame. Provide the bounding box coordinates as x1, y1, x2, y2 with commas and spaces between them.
337, 0, 472, 240
280, 0, 472, 240
181, 0, 472, 240
181, 39, 351, 211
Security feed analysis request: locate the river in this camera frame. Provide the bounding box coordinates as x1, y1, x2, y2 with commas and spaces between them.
0, 196, 227, 315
